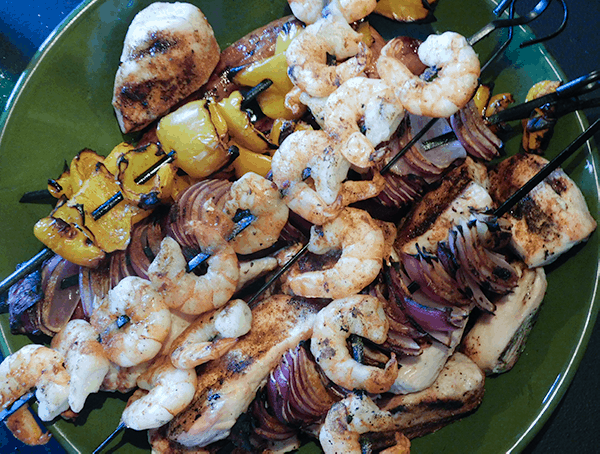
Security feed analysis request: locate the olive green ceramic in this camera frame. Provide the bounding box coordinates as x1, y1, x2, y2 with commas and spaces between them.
0, 0, 598, 453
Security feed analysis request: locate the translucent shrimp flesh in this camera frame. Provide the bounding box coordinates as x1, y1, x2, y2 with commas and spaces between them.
170, 299, 252, 369
324, 77, 405, 169
148, 221, 239, 315
121, 356, 197, 431
310, 295, 398, 393
0, 344, 70, 421
283, 207, 386, 298
90, 276, 172, 367
377, 32, 480, 118
50, 319, 110, 413
222, 172, 289, 255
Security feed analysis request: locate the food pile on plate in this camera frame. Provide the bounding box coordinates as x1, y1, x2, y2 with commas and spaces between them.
1, 0, 596, 453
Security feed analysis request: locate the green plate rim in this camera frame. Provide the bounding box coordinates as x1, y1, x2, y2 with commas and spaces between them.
0, 0, 598, 453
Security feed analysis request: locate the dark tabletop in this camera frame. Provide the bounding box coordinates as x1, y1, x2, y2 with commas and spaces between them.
1, 0, 599, 452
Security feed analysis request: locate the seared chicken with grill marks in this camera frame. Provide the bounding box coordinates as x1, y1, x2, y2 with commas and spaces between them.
112, 2, 220, 133
488, 153, 597, 267
462, 263, 547, 375
155, 295, 319, 450
395, 157, 492, 255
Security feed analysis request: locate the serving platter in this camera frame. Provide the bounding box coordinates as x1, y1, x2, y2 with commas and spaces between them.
0, 0, 598, 453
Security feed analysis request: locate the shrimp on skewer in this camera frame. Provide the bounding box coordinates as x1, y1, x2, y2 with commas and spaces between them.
50, 319, 110, 413
223, 172, 289, 255
320, 393, 409, 454
282, 207, 386, 298
90, 276, 171, 367
271, 130, 384, 225
286, 12, 369, 98
311, 295, 398, 393
377, 32, 480, 118
120, 356, 197, 431
170, 299, 252, 370
324, 77, 405, 169
0, 344, 70, 421
148, 221, 239, 315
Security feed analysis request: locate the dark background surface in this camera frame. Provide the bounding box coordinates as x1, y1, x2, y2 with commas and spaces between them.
0, 0, 599, 452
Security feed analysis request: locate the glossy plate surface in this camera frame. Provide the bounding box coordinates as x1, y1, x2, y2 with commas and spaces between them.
0, 0, 598, 452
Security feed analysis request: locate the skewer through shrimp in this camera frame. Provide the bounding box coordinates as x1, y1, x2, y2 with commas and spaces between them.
0, 345, 70, 421
377, 31, 480, 118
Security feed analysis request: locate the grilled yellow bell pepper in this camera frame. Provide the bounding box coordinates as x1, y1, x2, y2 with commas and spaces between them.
522, 80, 561, 154
157, 100, 230, 178
215, 91, 272, 152
374, 0, 437, 22
34, 200, 105, 267
48, 149, 105, 199
232, 143, 272, 179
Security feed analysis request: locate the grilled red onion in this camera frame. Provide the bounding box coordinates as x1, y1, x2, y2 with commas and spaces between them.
250, 392, 298, 442
79, 262, 111, 318
167, 179, 233, 250
387, 263, 467, 334
127, 213, 166, 279
451, 99, 502, 161
267, 344, 340, 427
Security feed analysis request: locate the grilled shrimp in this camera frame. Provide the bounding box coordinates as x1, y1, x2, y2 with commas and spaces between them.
286, 12, 369, 97
101, 361, 153, 394
90, 276, 171, 367
377, 32, 480, 118
310, 295, 398, 393
288, 0, 377, 24
121, 356, 197, 431
223, 172, 289, 255
170, 299, 252, 369
0, 344, 70, 421
320, 393, 408, 454
148, 221, 239, 315
50, 319, 110, 413
324, 77, 405, 168
272, 130, 384, 225
283, 207, 385, 298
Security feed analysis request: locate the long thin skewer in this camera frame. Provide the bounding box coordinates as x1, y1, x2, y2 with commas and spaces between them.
91, 422, 126, 454
0, 391, 34, 422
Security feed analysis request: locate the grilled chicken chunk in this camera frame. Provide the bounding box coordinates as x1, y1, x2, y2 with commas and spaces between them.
112, 2, 220, 133
489, 153, 597, 267
395, 157, 492, 255
461, 263, 547, 374
378, 352, 485, 439
159, 295, 319, 450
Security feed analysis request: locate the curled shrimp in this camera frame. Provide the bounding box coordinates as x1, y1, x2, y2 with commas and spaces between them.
0, 344, 70, 421
320, 393, 409, 454
121, 356, 197, 431
101, 361, 153, 394
324, 77, 405, 169
283, 207, 385, 298
286, 12, 369, 98
170, 299, 252, 369
148, 221, 239, 315
90, 276, 171, 367
51, 319, 110, 413
288, 0, 377, 24
377, 32, 480, 118
223, 172, 289, 255
310, 295, 398, 393
272, 130, 384, 225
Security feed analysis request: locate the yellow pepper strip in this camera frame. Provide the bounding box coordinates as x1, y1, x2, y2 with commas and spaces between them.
157, 100, 230, 179
34, 200, 105, 268
374, 0, 437, 22
47, 149, 105, 199
485, 93, 515, 118
115, 143, 177, 208
68, 163, 147, 253
522, 80, 561, 153
473, 84, 492, 117
215, 91, 272, 152
232, 143, 272, 179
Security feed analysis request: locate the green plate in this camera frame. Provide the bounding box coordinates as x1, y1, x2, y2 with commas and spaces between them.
0, 0, 598, 453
